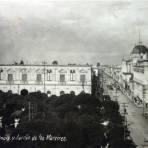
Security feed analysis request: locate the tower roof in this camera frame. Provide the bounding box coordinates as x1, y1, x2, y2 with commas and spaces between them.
131, 44, 148, 54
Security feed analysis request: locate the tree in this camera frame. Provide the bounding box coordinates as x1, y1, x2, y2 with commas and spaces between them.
97, 62, 100, 67
20, 60, 24, 65
70, 91, 75, 96
0, 92, 136, 148
21, 89, 28, 96
52, 61, 58, 65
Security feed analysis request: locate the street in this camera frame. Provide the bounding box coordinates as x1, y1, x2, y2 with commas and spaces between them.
104, 76, 148, 148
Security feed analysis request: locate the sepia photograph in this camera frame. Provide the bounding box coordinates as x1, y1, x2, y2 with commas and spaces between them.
0, 0, 148, 147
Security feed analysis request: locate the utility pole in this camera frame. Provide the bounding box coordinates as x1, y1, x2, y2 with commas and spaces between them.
116, 84, 118, 102
114, 82, 118, 102
18, 84, 20, 94
121, 103, 128, 141
82, 82, 85, 91
43, 61, 46, 93
100, 68, 104, 98
102, 69, 104, 89
28, 101, 31, 121
143, 97, 145, 115
139, 29, 142, 44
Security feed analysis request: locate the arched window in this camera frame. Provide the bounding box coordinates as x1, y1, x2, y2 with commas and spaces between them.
47, 90, 51, 94
47, 90, 51, 97
8, 74, 13, 83
22, 73, 27, 83
8, 90, 12, 94
80, 74, 86, 83
70, 70, 76, 81
47, 70, 52, 81
36, 74, 42, 82
70, 91, 75, 96
37, 90, 41, 93
60, 91, 65, 96
60, 74, 65, 83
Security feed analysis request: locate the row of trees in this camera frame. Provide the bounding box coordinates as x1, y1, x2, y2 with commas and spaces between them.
0, 90, 136, 148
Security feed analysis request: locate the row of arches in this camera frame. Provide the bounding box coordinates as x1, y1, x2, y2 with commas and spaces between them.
47, 90, 75, 96
7, 89, 76, 96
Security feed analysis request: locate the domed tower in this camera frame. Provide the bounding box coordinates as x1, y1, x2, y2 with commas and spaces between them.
130, 44, 148, 65
130, 31, 148, 65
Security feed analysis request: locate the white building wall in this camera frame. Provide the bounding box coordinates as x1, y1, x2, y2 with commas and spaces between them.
132, 67, 148, 103
0, 65, 92, 96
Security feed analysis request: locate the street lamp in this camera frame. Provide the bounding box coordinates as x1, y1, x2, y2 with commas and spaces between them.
14, 118, 20, 128
77, 105, 81, 110
101, 120, 109, 127
100, 120, 110, 148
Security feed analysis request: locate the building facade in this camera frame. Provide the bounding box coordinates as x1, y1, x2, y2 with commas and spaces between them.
0, 64, 92, 96
120, 43, 148, 110
121, 44, 148, 104
103, 43, 148, 112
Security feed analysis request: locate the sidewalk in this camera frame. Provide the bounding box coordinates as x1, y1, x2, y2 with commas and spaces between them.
106, 88, 148, 148
104, 73, 143, 108
103, 75, 148, 147
119, 87, 143, 108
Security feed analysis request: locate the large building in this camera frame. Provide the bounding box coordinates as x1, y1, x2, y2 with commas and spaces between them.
121, 44, 148, 104
103, 42, 148, 112
119, 43, 148, 111
0, 63, 92, 96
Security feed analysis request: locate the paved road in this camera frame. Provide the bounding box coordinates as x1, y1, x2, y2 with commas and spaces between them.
104, 77, 148, 148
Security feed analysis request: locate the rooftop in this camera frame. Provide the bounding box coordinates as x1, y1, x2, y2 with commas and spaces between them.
0, 63, 91, 67
131, 44, 148, 54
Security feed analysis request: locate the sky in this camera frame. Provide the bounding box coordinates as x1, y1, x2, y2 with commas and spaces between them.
0, 0, 148, 65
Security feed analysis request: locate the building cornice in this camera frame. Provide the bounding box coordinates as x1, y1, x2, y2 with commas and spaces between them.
0, 64, 91, 68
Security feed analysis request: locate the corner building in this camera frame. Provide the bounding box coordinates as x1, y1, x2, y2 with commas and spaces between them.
120, 43, 148, 108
